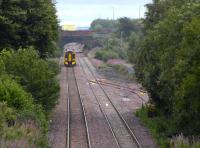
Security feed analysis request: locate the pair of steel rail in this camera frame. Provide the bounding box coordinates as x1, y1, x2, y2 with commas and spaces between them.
66, 67, 91, 148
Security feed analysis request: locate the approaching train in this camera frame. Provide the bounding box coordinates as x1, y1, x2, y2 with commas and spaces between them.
64, 49, 76, 66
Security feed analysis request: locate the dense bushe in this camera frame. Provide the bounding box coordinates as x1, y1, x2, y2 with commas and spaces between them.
0, 49, 59, 147
128, 0, 200, 146
0, 0, 59, 147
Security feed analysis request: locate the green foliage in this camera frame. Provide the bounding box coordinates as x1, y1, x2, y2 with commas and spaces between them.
143, 0, 192, 32
0, 49, 59, 113
0, 75, 47, 126
136, 106, 174, 147
0, 0, 59, 146
111, 64, 127, 73
174, 66, 200, 135
144, 0, 169, 32
133, 0, 200, 138
0, 58, 5, 75
127, 32, 140, 63
0, 78, 48, 147
136, 106, 200, 148
117, 17, 142, 38
0, 75, 34, 111
47, 59, 60, 75
0, 102, 16, 132
90, 19, 117, 31
0, 48, 59, 146
0, 0, 58, 57
90, 18, 141, 60
95, 50, 119, 62
107, 37, 127, 59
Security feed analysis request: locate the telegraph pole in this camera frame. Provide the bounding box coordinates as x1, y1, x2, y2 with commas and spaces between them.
120, 32, 123, 50
139, 6, 141, 19
112, 7, 115, 20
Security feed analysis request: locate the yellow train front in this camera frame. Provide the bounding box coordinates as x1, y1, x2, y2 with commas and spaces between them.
64, 51, 76, 66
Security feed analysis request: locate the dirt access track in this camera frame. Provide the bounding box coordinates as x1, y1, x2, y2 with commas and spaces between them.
49, 44, 156, 148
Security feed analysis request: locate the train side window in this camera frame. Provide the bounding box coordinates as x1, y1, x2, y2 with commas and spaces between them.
65, 53, 68, 59
72, 53, 75, 59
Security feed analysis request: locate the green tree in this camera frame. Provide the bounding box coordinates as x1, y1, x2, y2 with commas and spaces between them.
127, 32, 140, 63
0, 0, 58, 57
117, 17, 141, 38
174, 17, 200, 135
90, 19, 117, 31
133, 0, 200, 135
144, 0, 168, 31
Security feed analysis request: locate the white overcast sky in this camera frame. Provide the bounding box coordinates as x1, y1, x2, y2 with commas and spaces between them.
55, 0, 152, 27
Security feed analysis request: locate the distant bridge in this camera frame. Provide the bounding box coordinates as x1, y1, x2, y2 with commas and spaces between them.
61, 30, 93, 37
60, 30, 112, 48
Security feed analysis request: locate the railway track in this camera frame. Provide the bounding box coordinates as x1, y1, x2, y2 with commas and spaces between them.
66, 67, 91, 148
76, 57, 121, 148
79, 56, 143, 148
89, 79, 146, 103
90, 79, 146, 94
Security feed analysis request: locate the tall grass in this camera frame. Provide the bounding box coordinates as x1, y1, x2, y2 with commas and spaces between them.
95, 50, 119, 62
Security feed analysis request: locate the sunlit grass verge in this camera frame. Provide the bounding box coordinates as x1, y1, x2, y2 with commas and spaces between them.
170, 135, 200, 148
98, 63, 135, 81
135, 106, 200, 148
0, 102, 48, 147
109, 64, 135, 81
95, 50, 119, 62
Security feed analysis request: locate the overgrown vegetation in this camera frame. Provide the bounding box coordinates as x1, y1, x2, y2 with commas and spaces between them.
136, 106, 174, 147
136, 106, 200, 148
1, 49, 59, 113
127, 0, 200, 147
0, 49, 59, 147
94, 36, 127, 61
0, 0, 59, 147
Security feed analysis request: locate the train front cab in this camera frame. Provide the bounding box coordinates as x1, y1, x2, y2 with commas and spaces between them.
64, 51, 76, 66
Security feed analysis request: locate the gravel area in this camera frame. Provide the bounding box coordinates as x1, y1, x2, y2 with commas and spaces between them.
84, 57, 157, 148
48, 67, 67, 148
67, 67, 88, 148
80, 57, 138, 148
74, 58, 119, 148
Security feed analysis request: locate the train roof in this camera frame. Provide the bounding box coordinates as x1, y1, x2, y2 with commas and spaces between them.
64, 48, 75, 52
